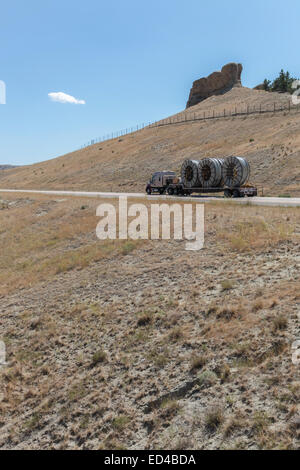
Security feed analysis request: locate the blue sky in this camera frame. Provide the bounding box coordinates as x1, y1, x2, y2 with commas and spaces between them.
0, 0, 299, 165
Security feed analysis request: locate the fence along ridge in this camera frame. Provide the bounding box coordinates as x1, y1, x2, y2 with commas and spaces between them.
80, 99, 297, 149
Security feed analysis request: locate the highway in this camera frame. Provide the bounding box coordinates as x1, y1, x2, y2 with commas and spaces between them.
0, 189, 300, 207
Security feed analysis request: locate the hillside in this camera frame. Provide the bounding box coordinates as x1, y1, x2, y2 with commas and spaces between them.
0, 87, 300, 196
0, 193, 299, 449
0, 165, 17, 170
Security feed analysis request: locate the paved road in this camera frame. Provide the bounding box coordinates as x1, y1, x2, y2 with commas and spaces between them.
0, 189, 300, 207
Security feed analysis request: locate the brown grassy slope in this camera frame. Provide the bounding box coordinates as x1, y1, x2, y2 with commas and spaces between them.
0, 194, 143, 296
1, 87, 300, 195
0, 195, 299, 449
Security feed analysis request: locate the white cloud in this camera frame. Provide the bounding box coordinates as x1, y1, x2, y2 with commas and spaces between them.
48, 92, 86, 105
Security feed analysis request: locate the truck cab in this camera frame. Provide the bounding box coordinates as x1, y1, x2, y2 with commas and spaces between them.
146, 171, 178, 195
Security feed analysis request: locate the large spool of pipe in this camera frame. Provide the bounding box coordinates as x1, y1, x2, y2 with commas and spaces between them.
198, 158, 224, 188
222, 156, 250, 188
216, 158, 225, 187
181, 159, 200, 188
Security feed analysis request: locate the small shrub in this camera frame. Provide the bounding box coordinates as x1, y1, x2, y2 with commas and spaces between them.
25, 412, 41, 431
198, 370, 218, 388
223, 414, 244, 437
102, 439, 127, 450
215, 363, 231, 383
160, 399, 180, 418
190, 355, 207, 372
204, 407, 224, 432
0, 201, 9, 210
91, 350, 107, 367
68, 383, 87, 402
165, 312, 181, 328
272, 315, 288, 331
121, 241, 137, 255
168, 327, 183, 342
217, 307, 237, 321
207, 305, 217, 316
137, 313, 152, 327
112, 415, 130, 431
30, 317, 42, 330
152, 354, 168, 368
252, 411, 272, 433
221, 280, 234, 291
147, 345, 170, 368
264, 375, 280, 386
252, 300, 264, 312
174, 437, 193, 450
271, 339, 286, 355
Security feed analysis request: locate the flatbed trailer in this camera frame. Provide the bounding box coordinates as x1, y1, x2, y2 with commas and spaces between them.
146, 182, 257, 198
145, 170, 257, 198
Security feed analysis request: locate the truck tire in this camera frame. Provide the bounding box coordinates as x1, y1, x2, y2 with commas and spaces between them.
146, 187, 152, 195
167, 187, 174, 196
233, 189, 241, 198
224, 188, 232, 198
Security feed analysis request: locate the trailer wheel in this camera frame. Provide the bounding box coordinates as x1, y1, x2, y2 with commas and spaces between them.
233, 189, 241, 198
159, 188, 165, 195
224, 189, 232, 198
167, 187, 174, 196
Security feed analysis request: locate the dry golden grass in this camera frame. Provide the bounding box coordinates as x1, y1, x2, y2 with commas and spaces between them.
5, 193, 295, 295
0, 194, 144, 295
0, 87, 300, 196
219, 216, 295, 252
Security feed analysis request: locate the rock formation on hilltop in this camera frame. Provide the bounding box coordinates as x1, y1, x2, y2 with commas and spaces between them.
186, 62, 243, 108
253, 83, 265, 91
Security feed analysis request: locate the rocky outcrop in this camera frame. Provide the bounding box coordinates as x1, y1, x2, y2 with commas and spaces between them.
253, 83, 265, 91
186, 62, 243, 108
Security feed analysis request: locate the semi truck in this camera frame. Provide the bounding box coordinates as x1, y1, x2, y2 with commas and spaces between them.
146, 158, 258, 198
